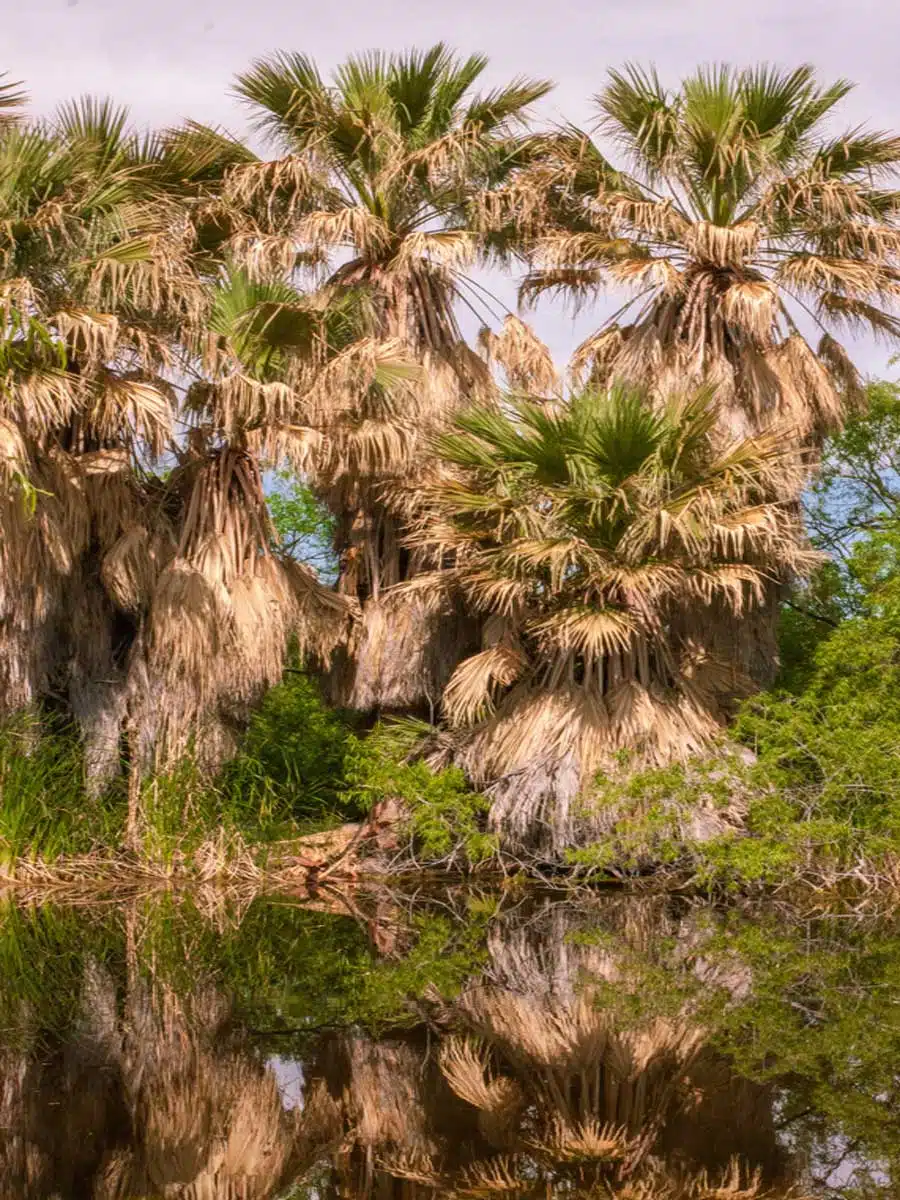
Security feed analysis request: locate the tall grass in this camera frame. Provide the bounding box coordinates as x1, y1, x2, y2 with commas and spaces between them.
0, 670, 489, 872
0, 713, 124, 865
0, 673, 365, 867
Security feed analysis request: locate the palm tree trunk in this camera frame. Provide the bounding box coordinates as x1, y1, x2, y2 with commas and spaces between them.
328, 590, 479, 715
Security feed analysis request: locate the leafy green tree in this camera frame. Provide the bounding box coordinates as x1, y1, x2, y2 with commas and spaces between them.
806, 378, 900, 563
780, 378, 900, 678
265, 469, 338, 579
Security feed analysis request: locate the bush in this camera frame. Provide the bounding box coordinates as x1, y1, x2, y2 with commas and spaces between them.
219, 670, 359, 831
571, 541, 900, 888
340, 719, 497, 867
0, 673, 495, 869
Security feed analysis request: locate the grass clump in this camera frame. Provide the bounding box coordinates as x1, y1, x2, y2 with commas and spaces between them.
218, 671, 360, 830
0, 714, 124, 865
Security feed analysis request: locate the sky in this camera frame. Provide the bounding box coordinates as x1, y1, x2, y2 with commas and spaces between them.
6, 0, 900, 375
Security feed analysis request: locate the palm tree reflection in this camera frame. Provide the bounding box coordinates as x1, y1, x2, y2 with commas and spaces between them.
0, 899, 803, 1199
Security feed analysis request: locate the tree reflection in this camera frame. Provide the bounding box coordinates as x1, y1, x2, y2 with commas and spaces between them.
0, 892, 881, 1199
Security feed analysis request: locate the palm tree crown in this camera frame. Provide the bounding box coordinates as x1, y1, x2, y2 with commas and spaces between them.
518, 64, 900, 443
0, 96, 196, 762
411, 383, 814, 824
233, 43, 551, 351
0, 96, 350, 773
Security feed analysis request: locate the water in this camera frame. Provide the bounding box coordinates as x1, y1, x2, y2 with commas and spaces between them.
0, 886, 896, 1198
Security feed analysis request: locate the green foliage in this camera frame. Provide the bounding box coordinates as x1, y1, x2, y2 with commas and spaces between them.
132, 671, 365, 858
0, 890, 490, 1050
340, 719, 497, 866
0, 671, 361, 862
265, 469, 337, 578
346, 904, 492, 1030
0, 671, 494, 869
219, 670, 359, 829
0, 714, 123, 863
0, 900, 122, 1047
206, 267, 320, 381
710, 909, 900, 1184
780, 377, 900, 684
773, 561, 847, 691
573, 533, 900, 887
567, 759, 738, 876
805, 378, 900, 568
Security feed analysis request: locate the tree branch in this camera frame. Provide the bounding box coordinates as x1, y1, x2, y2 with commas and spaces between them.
783, 597, 840, 628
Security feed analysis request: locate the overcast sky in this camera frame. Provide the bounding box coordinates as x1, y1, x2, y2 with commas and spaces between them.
6, 0, 900, 374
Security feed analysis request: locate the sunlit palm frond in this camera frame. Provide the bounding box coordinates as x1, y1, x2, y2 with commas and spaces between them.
507, 61, 900, 450
417, 381, 807, 783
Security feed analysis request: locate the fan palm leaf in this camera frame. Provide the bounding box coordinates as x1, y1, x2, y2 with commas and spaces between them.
507, 63, 900, 445
410, 382, 812, 849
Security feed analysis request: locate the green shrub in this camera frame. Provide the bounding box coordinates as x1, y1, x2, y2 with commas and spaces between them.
0, 673, 496, 869
340, 719, 497, 867
219, 670, 359, 832
572, 545, 900, 887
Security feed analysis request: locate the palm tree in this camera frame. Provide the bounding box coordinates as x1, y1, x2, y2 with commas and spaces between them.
514, 64, 900, 446
0, 91, 352, 801
120, 264, 360, 778
409, 383, 813, 853
0, 92, 203, 779
229, 45, 552, 711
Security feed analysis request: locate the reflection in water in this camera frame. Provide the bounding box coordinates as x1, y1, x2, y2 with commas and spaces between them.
1, 971, 300, 1197
300, 898, 792, 1200
0, 892, 890, 1198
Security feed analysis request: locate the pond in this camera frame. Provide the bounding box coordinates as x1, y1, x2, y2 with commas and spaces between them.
0, 885, 896, 1198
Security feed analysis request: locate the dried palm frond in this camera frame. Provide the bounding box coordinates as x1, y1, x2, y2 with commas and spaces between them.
458, 1155, 526, 1195
439, 1037, 513, 1110
500, 63, 900, 456
538, 1115, 630, 1161
415, 380, 809, 851
443, 645, 528, 725
375, 1149, 444, 1186
479, 315, 560, 396
100, 526, 163, 614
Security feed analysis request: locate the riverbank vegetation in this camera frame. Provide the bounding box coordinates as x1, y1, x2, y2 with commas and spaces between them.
3, 52, 900, 884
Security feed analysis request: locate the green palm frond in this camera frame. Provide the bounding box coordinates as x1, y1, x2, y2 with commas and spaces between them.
54, 95, 130, 158
0, 73, 27, 123
232, 51, 327, 149
207, 267, 320, 379
161, 120, 257, 186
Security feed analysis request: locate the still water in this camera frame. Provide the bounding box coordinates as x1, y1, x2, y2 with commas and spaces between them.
0, 887, 896, 1198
